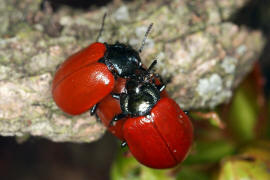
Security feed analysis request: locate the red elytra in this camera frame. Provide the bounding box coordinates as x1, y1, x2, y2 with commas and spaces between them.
96, 78, 127, 140
96, 94, 126, 140
123, 97, 193, 169
52, 42, 115, 115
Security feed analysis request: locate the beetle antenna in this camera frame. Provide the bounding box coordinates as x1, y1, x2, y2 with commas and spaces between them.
96, 12, 107, 42
138, 23, 153, 53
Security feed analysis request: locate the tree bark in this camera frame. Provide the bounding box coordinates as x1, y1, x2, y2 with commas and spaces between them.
0, 0, 264, 142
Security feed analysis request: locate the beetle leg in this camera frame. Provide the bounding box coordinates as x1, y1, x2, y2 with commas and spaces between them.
153, 73, 166, 92
90, 104, 98, 116
158, 84, 166, 92
121, 141, 127, 148
111, 93, 120, 100
152, 77, 156, 84
147, 60, 157, 72
184, 111, 189, 115
113, 113, 126, 121
154, 73, 164, 83
109, 113, 126, 126
95, 114, 101, 123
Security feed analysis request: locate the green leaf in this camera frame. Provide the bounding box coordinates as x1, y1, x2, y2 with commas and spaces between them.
217, 143, 270, 180
184, 140, 235, 164
111, 150, 174, 180
267, 97, 270, 139
176, 167, 210, 180
228, 87, 258, 142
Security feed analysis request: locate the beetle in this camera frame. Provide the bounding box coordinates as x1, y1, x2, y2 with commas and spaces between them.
109, 76, 193, 169
123, 97, 193, 169
52, 42, 144, 115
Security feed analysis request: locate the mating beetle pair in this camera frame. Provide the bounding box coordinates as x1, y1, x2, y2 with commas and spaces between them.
52, 23, 193, 169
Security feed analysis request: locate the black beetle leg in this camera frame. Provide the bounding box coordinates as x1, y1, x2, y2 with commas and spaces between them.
95, 114, 101, 123
90, 104, 98, 116
158, 84, 166, 92
154, 73, 165, 84
111, 93, 120, 100
109, 113, 126, 126
184, 111, 189, 115
121, 141, 127, 148
152, 77, 156, 84
153, 73, 166, 92
147, 60, 157, 72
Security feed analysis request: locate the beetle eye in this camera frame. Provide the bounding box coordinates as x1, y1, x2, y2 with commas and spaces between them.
129, 56, 139, 65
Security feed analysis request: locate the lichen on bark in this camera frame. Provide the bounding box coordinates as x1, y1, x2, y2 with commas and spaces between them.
0, 0, 265, 142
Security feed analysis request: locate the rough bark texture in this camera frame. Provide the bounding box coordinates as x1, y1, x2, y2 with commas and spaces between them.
0, 0, 265, 142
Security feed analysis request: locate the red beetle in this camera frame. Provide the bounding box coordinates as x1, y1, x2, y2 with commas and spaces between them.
123, 97, 193, 169
107, 77, 193, 169
52, 42, 143, 115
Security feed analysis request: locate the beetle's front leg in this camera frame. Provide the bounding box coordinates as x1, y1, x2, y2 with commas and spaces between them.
109, 113, 126, 126
90, 104, 98, 116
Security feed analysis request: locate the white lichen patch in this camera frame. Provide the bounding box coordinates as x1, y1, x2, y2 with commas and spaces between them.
194, 58, 218, 76
236, 45, 247, 56
113, 6, 130, 21
73, 115, 96, 132
25, 121, 53, 136
171, 34, 215, 72
59, 16, 73, 26
210, 90, 232, 107
207, 8, 221, 24
28, 53, 50, 73
185, 34, 213, 60
52, 114, 72, 127
196, 74, 223, 106
0, 82, 28, 119
173, 48, 192, 68
0, 119, 22, 134
76, 123, 105, 142
49, 45, 62, 57
221, 56, 237, 74
197, 74, 222, 96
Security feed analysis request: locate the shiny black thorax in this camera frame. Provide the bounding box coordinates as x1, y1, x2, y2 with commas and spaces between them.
120, 79, 161, 117
99, 42, 142, 78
